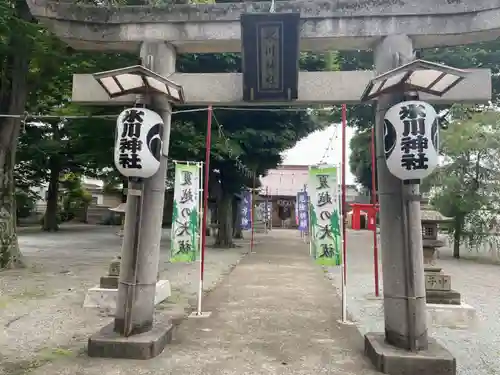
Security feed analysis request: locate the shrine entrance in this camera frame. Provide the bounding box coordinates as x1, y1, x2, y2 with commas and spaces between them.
28, 0, 493, 372
350, 203, 378, 231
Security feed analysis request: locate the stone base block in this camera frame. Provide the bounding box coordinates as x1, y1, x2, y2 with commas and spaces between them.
427, 303, 476, 329
99, 275, 119, 289
83, 280, 171, 311
87, 318, 174, 359
426, 289, 461, 305
365, 333, 456, 375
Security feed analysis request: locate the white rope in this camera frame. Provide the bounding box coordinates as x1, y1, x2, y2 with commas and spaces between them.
318, 124, 339, 165
269, 0, 276, 13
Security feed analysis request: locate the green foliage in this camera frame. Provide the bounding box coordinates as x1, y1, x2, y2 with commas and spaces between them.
15, 190, 36, 220
348, 128, 374, 191
59, 173, 92, 221
173, 52, 334, 197
347, 41, 500, 191
427, 106, 500, 255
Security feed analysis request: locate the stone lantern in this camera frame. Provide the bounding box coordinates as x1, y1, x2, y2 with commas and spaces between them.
421, 202, 461, 305
109, 203, 126, 237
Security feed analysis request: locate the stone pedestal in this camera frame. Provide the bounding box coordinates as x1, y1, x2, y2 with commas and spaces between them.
427, 303, 476, 328
88, 314, 174, 359
84, 255, 170, 312
423, 235, 461, 306
365, 333, 456, 375
424, 266, 461, 305
84, 279, 171, 312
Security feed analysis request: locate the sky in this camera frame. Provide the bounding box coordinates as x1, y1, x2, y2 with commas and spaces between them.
282, 124, 356, 184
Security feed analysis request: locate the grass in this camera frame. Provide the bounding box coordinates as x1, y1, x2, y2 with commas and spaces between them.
0, 296, 9, 309
0, 288, 47, 310
315, 257, 342, 266
11, 288, 47, 299
2, 347, 80, 375
170, 252, 197, 263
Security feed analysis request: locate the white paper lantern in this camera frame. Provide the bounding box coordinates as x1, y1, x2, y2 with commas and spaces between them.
114, 107, 163, 179
384, 100, 439, 181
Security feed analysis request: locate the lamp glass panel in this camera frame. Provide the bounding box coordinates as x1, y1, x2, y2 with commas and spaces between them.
408, 69, 444, 89
146, 77, 169, 94
381, 71, 407, 91
115, 73, 143, 91
100, 77, 121, 95
368, 80, 385, 96
169, 87, 180, 101
430, 75, 461, 93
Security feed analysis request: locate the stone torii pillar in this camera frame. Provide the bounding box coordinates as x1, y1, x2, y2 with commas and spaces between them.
363, 35, 457, 375
85, 42, 178, 360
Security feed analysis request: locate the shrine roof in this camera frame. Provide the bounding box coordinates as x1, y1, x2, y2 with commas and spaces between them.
421, 207, 453, 222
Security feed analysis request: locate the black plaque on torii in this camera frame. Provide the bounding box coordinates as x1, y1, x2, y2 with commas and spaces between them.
241, 12, 300, 102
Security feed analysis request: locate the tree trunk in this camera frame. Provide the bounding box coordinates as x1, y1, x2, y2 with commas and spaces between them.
233, 198, 243, 239
43, 164, 60, 231
215, 191, 234, 248
0, 1, 33, 269
453, 216, 463, 259
81, 203, 89, 223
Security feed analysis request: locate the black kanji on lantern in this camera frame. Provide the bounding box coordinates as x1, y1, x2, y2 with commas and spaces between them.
118, 109, 145, 170
398, 103, 430, 171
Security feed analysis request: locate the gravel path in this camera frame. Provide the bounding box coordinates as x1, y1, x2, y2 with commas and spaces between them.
21, 229, 380, 375
327, 230, 500, 375
0, 225, 250, 374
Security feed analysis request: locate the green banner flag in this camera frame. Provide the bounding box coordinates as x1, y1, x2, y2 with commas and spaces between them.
308, 165, 342, 266
170, 163, 201, 263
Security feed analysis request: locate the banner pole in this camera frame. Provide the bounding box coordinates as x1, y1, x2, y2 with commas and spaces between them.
341, 104, 348, 284
371, 126, 380, 297
190, 106, 212, 319
340, 104, 350, 324
196, 162, 203, 316
251, 172, 255, 251
170, 161, 177, 261
308, 166, 313, 256
265, 186, 269, 234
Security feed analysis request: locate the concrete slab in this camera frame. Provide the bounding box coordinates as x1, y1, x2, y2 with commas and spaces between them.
427, 303, 476, 329
87, 316, 174, 359
365, 332, 456, 375
83, 280, 171, 311
426, 289, 461, 305
72, 69, 492, 106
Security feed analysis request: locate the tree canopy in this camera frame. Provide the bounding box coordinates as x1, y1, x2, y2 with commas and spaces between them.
3, 0, 500, 268
0, 1, 338, 266
347, 42, 500, 190
425, 106, 500, 258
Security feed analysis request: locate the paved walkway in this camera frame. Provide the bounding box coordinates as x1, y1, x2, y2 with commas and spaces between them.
30, 230, 380, 375
327, 230, 500, 375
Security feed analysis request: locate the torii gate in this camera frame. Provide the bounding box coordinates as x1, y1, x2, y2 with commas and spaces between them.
26, 0, 495, 373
